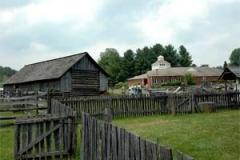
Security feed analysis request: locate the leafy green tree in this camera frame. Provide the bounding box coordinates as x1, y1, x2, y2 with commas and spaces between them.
0, 66, 17, 87
98, 48, 122, 84
98, 43, 193, 84
230, 48, 240, 66
178, 45, 192, 67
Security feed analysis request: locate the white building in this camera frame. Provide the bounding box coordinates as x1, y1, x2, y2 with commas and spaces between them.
151, 55, 171, 70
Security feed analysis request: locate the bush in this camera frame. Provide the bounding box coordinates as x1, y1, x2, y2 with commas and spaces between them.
184, 73, 195, 85
114, 82, 128, 89
152, 80, 181, 88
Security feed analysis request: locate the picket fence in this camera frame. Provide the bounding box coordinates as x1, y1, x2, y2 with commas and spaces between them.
54, 92, 240, 119
14, 99, 77, 160
81, 112, 194, 160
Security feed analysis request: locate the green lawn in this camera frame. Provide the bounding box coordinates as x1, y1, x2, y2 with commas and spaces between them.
0, 111, 31, 160
1, 110, 239, 160
114, 110, 240, 160
0, 122, 82, 160
0, 126, 13, 160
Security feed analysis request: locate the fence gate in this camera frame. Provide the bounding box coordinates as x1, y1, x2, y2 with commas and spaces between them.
14, 115, 76, 160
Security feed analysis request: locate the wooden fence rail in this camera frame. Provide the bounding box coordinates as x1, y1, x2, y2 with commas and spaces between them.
81, 112, 194, 160
53, 92, 240, 119
0, 94, 47, 113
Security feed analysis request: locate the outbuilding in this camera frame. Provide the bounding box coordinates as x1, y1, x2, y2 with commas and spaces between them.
219, 66, 240, 91
4, 52, 109, 96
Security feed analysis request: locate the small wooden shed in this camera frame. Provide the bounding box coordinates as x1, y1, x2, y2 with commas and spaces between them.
3, 52, 109, 95
219, 66, 240, 91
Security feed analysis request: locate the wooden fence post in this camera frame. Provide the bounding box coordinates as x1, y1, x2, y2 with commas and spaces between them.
104, 108, 112, 123
47, 91, 52, 114
159, 146, 173, 160
35, 91, 39, 115
169, 95, 176, 115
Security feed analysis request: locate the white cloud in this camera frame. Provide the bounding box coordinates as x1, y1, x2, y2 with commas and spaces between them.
0, 0, 108, 31
0, 0, 240, 69
136, 0, 209, 43
24, 0, 105, 26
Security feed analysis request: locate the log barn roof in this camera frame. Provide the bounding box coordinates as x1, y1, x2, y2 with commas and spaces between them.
4, 52, 108, 85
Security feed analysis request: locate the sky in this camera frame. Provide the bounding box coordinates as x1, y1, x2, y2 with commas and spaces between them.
0, 0, 239, 70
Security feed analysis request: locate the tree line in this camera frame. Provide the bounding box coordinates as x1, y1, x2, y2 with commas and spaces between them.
0, 66, 17, 87
98, 43, 193, 84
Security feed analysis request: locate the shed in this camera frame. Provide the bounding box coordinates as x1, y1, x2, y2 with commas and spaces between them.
219, 66, 240, 91
3, 52, 109, 95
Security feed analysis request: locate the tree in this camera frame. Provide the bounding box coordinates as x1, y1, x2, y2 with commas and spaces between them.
0, 66, 17, 84
152, 43, 165, 58
191, 64, 197, 67
223, 61, 228, 68
230, 48, 240, 66
134, 48, 149, 75
118, 49, 135, 82
98, 48, 122, 84
178, 45, 192, 67
163, 44, 179, 67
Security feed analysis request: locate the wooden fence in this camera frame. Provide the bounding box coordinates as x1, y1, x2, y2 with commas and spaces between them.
14, 100, 77, 160
55, 92, 240, 119
194, 92, 240, 108
53, 95, 168, 119
81, 112, 194, 160
0, 94, 47, 112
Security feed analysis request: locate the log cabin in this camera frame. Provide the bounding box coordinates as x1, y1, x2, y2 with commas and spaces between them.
3, 52, 109, 96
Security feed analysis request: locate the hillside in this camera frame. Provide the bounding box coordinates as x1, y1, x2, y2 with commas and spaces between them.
0, 66, 17, 87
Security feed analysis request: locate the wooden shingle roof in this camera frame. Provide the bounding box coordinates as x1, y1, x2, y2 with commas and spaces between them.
4, 52, 108, 85
228, 66, 240, 78
219, 66, 240, 80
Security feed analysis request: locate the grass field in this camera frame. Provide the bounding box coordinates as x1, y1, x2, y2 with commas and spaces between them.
0, 111, 30, 160
114, 110, 240, 160
1, 110, 239, 160
0, 110, 82, 160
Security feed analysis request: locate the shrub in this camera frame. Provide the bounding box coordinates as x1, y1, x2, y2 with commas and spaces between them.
184, 73, 195, 85
114, 82, 128, 89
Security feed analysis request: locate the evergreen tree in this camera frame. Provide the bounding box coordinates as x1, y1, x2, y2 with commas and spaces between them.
118, 49, 135, 81
178, 45, 192, 67
223, 61, 228, 68
230, 48, 240, 66
163, 44, 179, 67
152, 43, 164, 58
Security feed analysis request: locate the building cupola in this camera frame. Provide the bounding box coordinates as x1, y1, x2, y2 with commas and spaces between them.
151, 55, 171, 70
